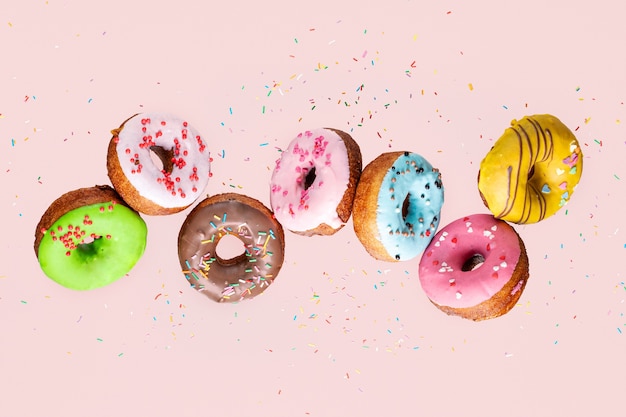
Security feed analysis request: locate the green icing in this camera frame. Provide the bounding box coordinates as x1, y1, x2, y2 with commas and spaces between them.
37, 202, 147, 290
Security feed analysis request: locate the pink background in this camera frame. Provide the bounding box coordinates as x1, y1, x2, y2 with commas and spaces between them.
2, 1, 625, 416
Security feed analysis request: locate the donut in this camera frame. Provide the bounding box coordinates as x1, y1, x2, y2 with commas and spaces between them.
352, 151, 444, 262
269, 128, 362, 236
34, 185, 148, 290
418, 213, 529, 321
478, 114, 583, 224
177, 193, 285, 303
106, 112, 212, 215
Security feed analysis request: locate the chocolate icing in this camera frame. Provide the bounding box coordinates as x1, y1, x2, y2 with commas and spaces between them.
177, 193, 285, 302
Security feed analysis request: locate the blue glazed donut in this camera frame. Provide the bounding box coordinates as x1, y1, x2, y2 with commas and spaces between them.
353, 151, 444, 262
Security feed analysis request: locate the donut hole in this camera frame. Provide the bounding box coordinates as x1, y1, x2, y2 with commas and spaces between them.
461, 254, 485, 271
149, 146, 174, 174
77, 236, 102, 256
215, 234, 247, 265
304, 167, 317, 190
402, 193, 411, 222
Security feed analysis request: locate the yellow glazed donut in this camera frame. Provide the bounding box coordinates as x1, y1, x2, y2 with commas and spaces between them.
478, 114, 583, 224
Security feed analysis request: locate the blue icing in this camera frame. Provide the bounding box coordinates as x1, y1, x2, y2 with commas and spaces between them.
375, 152, 444, 261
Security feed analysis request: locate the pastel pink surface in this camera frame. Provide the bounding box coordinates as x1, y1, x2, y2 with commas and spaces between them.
419, 214, 522, 308
2, 1, 625, 417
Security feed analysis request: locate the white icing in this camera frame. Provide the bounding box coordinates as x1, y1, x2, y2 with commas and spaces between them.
269, 128, 350, 232
115, 113, 211, 208
112, 113, 210, 208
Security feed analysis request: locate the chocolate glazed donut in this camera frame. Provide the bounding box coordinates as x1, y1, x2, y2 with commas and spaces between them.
177, 193, 285, 302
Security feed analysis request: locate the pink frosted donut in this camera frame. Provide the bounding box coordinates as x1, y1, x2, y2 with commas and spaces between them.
418, 213, 529, 321
269, 128, 362, 236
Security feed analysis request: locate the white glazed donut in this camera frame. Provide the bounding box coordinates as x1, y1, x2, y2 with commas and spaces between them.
106, 113, 212, 215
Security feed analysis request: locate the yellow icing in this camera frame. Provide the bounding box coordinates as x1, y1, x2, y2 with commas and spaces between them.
478, 114, 583, 224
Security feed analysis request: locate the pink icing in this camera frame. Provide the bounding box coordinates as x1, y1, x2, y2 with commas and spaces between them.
418, 213, 522, 309
269, 128, 350, 232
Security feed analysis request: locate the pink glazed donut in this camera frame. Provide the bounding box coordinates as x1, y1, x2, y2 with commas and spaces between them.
269, 128, 362, 236
418, 213, 529, 321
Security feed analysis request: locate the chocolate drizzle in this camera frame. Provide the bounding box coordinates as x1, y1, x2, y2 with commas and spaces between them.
495, 116, 557, 223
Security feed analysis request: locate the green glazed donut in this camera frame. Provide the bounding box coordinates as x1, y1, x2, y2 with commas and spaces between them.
34, 185, 147, 290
